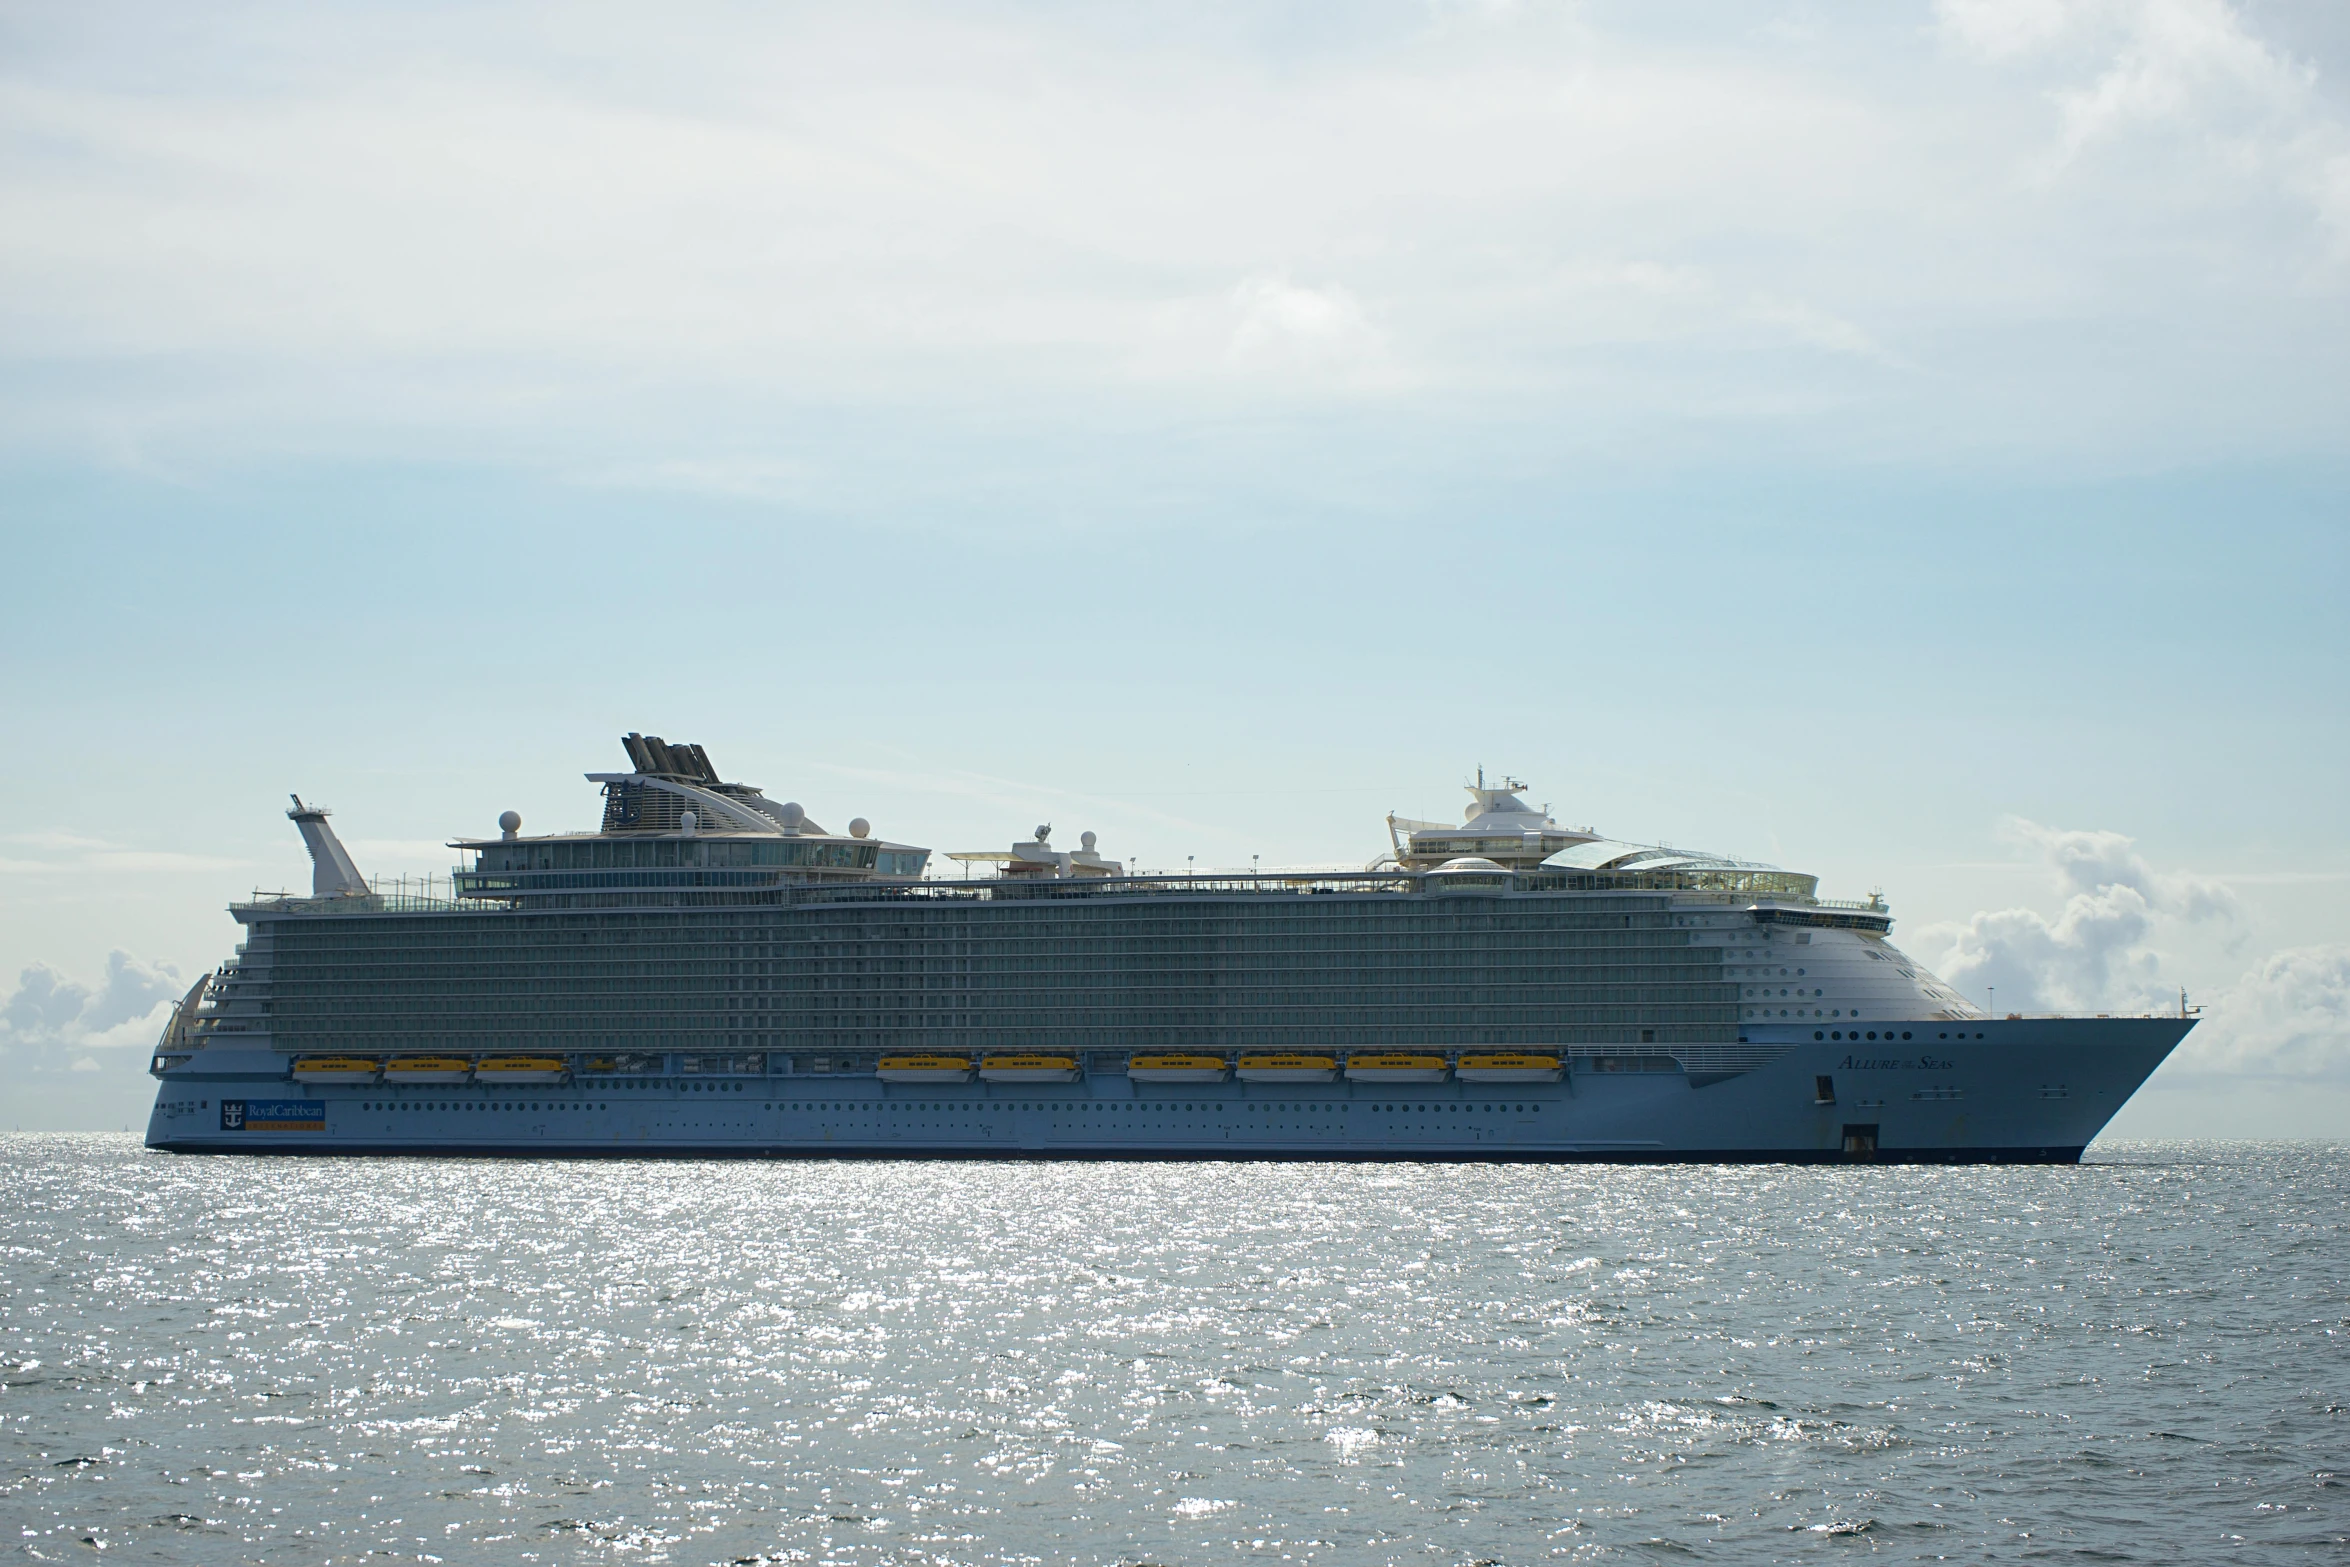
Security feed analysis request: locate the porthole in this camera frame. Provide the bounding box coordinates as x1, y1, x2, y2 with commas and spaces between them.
1813, 1031, 1824, 1041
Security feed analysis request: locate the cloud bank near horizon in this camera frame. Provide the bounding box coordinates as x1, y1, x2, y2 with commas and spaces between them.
1924, 816, 2348, 1083
2, 0, 2346, 493
0, 952, 184, 1080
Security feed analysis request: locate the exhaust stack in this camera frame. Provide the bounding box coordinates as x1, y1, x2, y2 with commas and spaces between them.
286, 796, 370, 897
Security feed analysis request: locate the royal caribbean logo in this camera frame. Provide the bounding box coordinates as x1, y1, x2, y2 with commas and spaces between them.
219, 1099, 326, 1132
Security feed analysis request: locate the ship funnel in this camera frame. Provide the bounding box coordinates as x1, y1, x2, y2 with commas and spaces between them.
286, 795, 370, 898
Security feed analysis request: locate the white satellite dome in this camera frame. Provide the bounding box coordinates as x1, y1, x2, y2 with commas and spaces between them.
1434, 856, 1509, 873
848, 817, 870, 839
498, 810, 521, 840
778, 802, 805, 830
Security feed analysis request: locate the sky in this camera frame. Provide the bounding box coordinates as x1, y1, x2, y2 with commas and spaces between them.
2, 0, 2345, 1137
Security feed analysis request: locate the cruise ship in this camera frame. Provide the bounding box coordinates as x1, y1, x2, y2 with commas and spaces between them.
145, 736, 2193, 1162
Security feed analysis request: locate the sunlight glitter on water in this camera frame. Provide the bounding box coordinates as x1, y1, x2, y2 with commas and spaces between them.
0, 1138, 2343, 1564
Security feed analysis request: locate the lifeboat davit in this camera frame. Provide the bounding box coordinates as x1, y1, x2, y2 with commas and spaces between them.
382, 1055, 472, 1084
979, 1054, 1079, 1082
473, 1056, 567, 1083
877, 1054, 974, 1083
1127, 1053, 1227, 1083
1344, 1052, 1449, 1083
1235, 1053, 1338, 1083
1454, 1053, 1563, 1083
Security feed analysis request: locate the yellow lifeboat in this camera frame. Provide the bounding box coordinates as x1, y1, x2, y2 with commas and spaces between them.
1455, 1052, 1563, 1083
876, 1053, 973, 1083
1127, 1052, 1227, 1083
1344, 1052, 1449, 1083
473, 1056, 568, 1083
979, 1054, 1079, 1083
290, 1055, 379, 1082
1235, 1053, 1339, 1083
381, 1055, 472, 1084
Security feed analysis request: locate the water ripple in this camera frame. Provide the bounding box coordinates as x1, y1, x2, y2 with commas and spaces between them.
0, 1138, 2343, 1563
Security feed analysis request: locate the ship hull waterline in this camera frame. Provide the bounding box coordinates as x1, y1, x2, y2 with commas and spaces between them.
148, 1018, 2188, 1164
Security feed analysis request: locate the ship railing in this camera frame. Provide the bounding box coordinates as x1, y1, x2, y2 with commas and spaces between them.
231, 869, 1886, 913
232, 887, 476, 916
1667, 890, 1886, 913
805, 871, 1427, 903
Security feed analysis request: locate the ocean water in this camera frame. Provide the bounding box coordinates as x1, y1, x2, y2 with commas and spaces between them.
0, 1138, 2342, 1564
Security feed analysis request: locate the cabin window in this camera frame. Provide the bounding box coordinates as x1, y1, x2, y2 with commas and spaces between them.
1814, 1075, 1836, 1105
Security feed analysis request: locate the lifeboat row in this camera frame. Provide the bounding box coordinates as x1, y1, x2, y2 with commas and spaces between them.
290, 1056, 568, 1084
874, 1052, 1568, 1084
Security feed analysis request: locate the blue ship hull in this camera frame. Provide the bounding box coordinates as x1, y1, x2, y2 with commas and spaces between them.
148, 1018, 2188, 1163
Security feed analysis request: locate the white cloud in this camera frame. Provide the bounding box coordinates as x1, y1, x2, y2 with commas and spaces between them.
2, 830, 118, 851
2173, 944, 2350, 1081
1, 0, 2345, 476
1129, 275, 1398, 392
1936, 0, 2078, 60
1937, 0, 2350, 250
1739, 294, 1897, 364
581, 457, 818, 505
2051, 0, 2314, 150
1928, 817, 2236, 1014
0, 835, 247, 874
0, 951, 184, 1076
1225, 276, 1392, 384
1926, 819, 2349, 1082
86, 850, 250, 873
